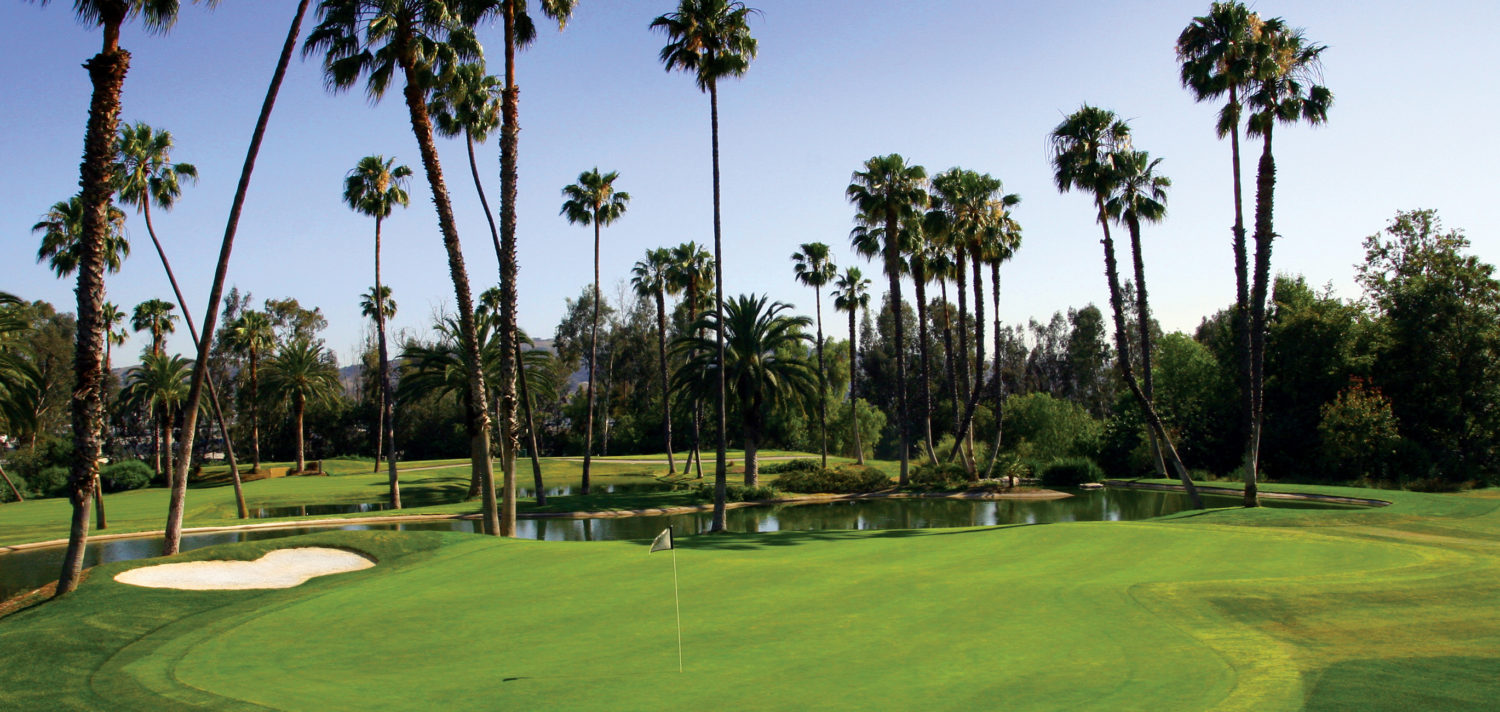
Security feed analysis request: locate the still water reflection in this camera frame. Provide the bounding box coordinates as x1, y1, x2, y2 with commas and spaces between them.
0, 488, 1358, 601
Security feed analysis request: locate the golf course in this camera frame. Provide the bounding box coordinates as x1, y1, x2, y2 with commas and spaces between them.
1, 460, 1497, 710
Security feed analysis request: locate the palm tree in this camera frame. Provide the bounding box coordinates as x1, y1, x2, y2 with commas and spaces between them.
429, 62, 501, 257
101, 302, 127, 386
560, 168, 629, 495
130, 299, 177, 357
344, 154, 412, 509
359, 284, 399, 497
632, 248, 677, 474
261, 338, 341, 475
464, 0, 575, 537
34, 0, 197, 594
673, 295, 814, 483
667, 241, 714, 477
115, 121, 247, 517
1050, 105, 1202, 508
306, 0, 499, 534
0, 293, 39, 503
847, 154, 928, 485
225, 310, 274, 474
899, 220, 942, 465
977, 196, 1022, 478
122, 352, 192, 492
831, 267, 870, 464
1243, 19, 1333, 506
791, 242, 836, 467
1177, 1, 1262, 503
653, 0, 758, 531
1105, 149, 1171, 480
33, 196, 129, 278
161, 0, 315, 558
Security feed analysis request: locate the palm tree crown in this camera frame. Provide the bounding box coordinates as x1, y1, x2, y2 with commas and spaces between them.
130, 298, 178, 356
1050, 105, 1131, 201
1176, 1, 1263, 137
560, 168, 630, 227
1105, 150, 1171, 226
1244, 20, 1333, 138
33, 196, 129, 278
650, 0, 758, 91
115, 121, 198, 213
303, 0, 479, 101
360, 286, 398, 322
344, 155, 412, 219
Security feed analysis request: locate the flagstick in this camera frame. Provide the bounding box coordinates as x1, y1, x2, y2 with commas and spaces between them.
671, 529, 683, 673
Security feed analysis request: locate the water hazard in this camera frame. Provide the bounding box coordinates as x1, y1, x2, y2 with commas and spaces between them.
0, 488, 1362, 601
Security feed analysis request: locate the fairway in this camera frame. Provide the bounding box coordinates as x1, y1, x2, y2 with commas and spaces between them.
2, 485, 1497, 710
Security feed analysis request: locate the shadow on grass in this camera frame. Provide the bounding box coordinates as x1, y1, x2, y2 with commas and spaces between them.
674, 522, 1044, 551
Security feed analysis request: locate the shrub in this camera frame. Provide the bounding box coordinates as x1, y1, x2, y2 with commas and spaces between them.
761, 459, 822, 475
101, 460, 154, 493
0, 471, 26, 503
910, 462, 969, 489
1038, 457, 1105, 487
31, 466, 70, 498
774, 464, 891, 494
1004, 392, 1103, 463
692, 483, 783, 502
932, 434, 991, 472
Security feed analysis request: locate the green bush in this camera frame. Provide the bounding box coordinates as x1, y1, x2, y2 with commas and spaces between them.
692, 483, 783, 502
774, 464, 891, 494
0, 471, 26, 503
1038, 457, 1105, 487
761, 459, 822, 475
31, 465, 70, 498
101, 460, 154, 493
932, 434, 991, 472
1004, 392, 1103, 463
910, 462, 969, 489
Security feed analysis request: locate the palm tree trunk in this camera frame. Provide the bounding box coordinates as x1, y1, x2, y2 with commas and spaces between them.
911, 265, 938, 464
954, 249, 973, 453
1096, 200, 1202, 508
153, 418, 162, 477
164, 409, 176, 488
814, 286, 827, 467
1126, 214, 1168, 479
848, 307, 864, 464
983, 259, 1006, 479
399, 61, 497, 535
1229, 87, 1255, 508
709, 77, 729, 531
496, 0, 522, 537
1247, 124, 1277, 508
58, 16, 129, 596
515, 342, 546, 506
164, 0, 310, 557
0, 464, 23, 503
374, 215, 400, 509
687, 291, 704, 478
249, 349, 261, 474
583, 219, 601, 494
655, 289, 675, 473
93, 471, 107, 529
743, 416, 759, 486
885, 213, 910, 486
937, 278, 969, 473
374, 386, 384, 471
971, 256, 986, 399
142, 200, 248, 518
294, 396, 305, 475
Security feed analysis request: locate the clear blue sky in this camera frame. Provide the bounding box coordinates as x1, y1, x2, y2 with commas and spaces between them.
4, 1, 1497, 368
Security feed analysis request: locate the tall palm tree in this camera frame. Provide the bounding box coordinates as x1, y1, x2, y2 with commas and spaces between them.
225, 310, 274, 475
130, 299, 177, 356
115, 120, 247, 518
653, 0, 757, 531
1243, 19, 1332, 506
101, 302, 127, 385
899, 219, 942, 465
305, 0, 499, 534
847, 154, 928, 485
673, 294, 814, 483
632, 247, 677, 473
667, 240, 714, 477
122, 352, 192, 492
464, 0, 575, 537
429, 61, 501, 258
831, 266, 870, 464
34, 0, 199, 594
1050, 105, 1201, 508
344, 154, 412, 508
560, 167, 629, 495
1177, 0, 1262, 503
359, 284, 399, 489
791, 242, 836, 467
162, 0, 314, 559
33, 196, 129, 278
977, 196, 1022, 478
261, 338, 341, 475
1105, 149, 1171, 480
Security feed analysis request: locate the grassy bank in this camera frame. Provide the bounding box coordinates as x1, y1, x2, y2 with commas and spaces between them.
0, 484, 1496, 709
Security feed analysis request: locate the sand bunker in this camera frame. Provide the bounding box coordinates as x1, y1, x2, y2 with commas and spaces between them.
114, 548, 375, 590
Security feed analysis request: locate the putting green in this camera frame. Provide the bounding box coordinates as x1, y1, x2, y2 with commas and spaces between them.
2, 485, 1497, 710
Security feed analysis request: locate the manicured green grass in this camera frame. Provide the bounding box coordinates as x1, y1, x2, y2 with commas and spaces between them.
1, 483, 1497, 709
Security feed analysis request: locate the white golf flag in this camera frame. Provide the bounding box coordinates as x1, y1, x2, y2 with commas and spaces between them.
650, 527, 674, 553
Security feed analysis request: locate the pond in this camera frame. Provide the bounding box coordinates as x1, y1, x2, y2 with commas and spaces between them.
0, 488, 1363, 602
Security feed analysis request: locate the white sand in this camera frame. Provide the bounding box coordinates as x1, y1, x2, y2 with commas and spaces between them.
113, 547, 375, 590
